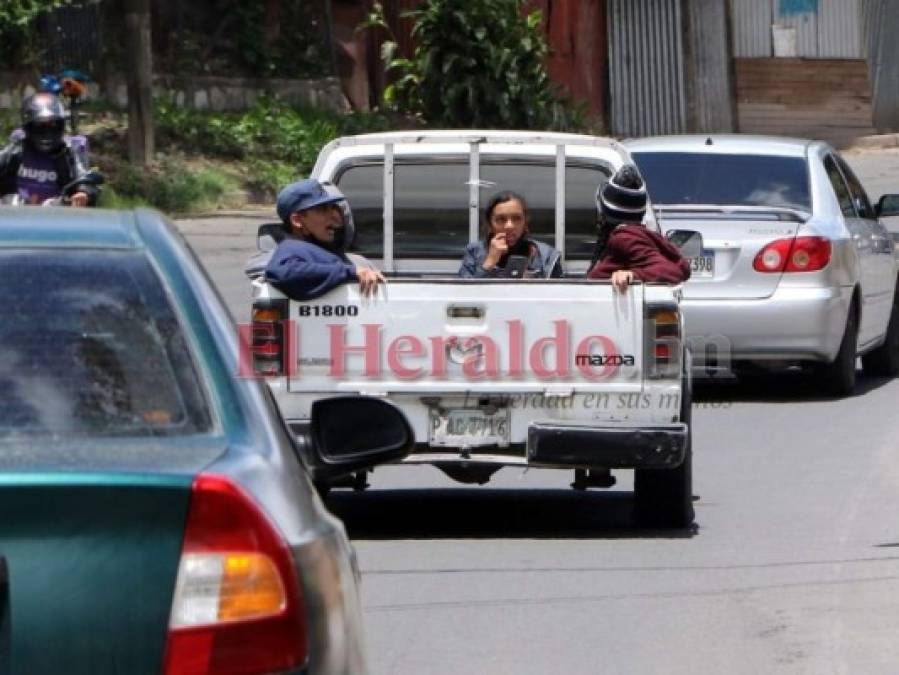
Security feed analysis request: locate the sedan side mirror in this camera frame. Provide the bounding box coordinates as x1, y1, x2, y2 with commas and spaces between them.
876, 194, 899, 218
299, 396, 414, 481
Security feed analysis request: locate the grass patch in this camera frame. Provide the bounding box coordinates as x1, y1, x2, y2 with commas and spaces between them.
153, 96, 400, 197
243, 158, 300, 202
101, 156, 243, 214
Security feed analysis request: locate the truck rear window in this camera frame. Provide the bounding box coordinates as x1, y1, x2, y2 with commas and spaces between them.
335, 160, 609, 260
0, 250, 213, 439
632, 151, 811, 211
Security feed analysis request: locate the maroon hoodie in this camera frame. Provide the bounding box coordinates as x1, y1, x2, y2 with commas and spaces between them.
587, 223, 691, 283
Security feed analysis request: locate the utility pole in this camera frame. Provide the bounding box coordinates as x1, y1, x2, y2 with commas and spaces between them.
125, 0, 154, 165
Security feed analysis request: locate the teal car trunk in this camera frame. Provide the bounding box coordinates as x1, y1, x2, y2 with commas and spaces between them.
0, 473, 192, 674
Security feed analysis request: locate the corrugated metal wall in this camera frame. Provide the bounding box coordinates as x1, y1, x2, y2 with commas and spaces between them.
731, 0, 772, 57
729, 0, 862, 58
817, 0, 861, 57
860, 0, 884, 60
607, 0, 686, 137
862, 0, 899, 131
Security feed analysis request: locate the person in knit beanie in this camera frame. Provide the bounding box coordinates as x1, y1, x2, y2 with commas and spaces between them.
587, 164, 690, 292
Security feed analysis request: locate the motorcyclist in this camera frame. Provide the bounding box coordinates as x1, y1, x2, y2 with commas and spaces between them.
0, 92, 99, 206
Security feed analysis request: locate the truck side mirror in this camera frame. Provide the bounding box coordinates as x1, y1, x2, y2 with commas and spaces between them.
257, 222, 287, 252
876, 194, 899, 218
299, 396, 414, 480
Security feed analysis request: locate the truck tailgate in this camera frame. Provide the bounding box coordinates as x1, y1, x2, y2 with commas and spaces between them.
287, 279, 649, 395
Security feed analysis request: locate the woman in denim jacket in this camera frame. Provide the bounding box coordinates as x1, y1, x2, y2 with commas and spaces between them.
458, 191, 563, 279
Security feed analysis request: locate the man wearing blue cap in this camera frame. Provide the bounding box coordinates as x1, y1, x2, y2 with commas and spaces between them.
265, 178, 385, 300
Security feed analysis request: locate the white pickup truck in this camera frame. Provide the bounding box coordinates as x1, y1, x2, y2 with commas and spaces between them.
249, 131, 694, 527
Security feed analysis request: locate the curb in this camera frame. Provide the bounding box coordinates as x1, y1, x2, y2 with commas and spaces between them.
173, 208, 274, 221
844, 133, 899, 151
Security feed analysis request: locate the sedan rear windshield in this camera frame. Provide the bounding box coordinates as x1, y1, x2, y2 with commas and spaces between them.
632, 151, 811, 211
0, 250, 213, 440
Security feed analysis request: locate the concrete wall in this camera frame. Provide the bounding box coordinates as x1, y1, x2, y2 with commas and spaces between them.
0, 72, 349, 112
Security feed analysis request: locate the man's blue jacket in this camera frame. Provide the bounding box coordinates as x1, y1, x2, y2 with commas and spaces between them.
264, 238, 358, 300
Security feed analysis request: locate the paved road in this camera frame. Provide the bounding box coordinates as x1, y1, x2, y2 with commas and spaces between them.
177, 148, 899, 675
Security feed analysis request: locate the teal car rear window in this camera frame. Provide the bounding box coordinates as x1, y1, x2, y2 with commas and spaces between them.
0, 250, 212, 439
632, 151, 811, 211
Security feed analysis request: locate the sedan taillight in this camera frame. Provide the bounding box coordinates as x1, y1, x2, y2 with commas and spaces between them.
163, 475, 307, 675
753, 236, 832, 273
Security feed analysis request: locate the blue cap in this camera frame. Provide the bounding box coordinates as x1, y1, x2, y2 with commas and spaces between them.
276, 179, 344, 222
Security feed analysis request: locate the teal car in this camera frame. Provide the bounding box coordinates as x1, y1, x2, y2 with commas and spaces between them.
0, 207, 412, 675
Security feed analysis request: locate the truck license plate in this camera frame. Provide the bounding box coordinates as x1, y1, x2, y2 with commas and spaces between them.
688, 251, 715, 278
429, 408, 510, 447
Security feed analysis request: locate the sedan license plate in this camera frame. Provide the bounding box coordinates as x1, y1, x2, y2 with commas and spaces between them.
688, 251, 715, 278
429, 408, 510, 447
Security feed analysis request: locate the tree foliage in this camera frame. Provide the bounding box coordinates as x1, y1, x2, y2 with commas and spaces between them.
364, 0, 579, 130
0, 0, 86, 67
0, 0, 80, 28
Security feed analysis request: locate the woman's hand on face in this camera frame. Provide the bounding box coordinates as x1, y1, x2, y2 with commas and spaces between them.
483, 233, 508, 270
610, 269, 635, 293
356, 266, 386, 296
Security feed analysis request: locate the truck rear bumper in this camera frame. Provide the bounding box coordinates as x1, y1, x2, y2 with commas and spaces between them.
526, 422, 688, 469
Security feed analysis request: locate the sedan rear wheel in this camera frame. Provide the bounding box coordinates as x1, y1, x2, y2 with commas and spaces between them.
818, 301, 858, 397
862, 296, 899, 377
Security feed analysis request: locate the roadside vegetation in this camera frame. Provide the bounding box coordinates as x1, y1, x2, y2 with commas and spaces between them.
364, 0, 592, 131
1, 97, 399, 213
1, 0, 600, 213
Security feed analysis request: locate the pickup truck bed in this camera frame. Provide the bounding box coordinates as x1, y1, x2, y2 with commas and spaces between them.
252, 276, 694, 527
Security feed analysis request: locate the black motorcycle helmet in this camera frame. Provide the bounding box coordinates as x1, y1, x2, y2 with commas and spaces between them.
21, 92, 67, 153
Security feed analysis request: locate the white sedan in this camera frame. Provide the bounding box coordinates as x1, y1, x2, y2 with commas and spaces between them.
626, 134, 899, 396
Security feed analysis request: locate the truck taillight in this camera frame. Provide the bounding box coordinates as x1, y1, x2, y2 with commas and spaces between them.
163, 475, 308, 675
645, 305, 681, 379
251, 300, 289, 376
753, 236, 831, 273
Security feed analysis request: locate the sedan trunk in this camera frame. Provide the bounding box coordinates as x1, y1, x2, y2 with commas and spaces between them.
0, 472, 193, 674
658, 209, 803, 299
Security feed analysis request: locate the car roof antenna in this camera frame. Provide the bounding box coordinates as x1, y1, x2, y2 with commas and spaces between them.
705, 136, 713, 146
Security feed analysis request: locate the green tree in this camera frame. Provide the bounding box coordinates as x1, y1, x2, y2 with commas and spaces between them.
0, 0, 80, 27
0, 0, 85, 66
365, 0, 575, 129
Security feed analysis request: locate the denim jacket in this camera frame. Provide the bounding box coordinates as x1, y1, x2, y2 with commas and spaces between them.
458, 238, 563, 278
